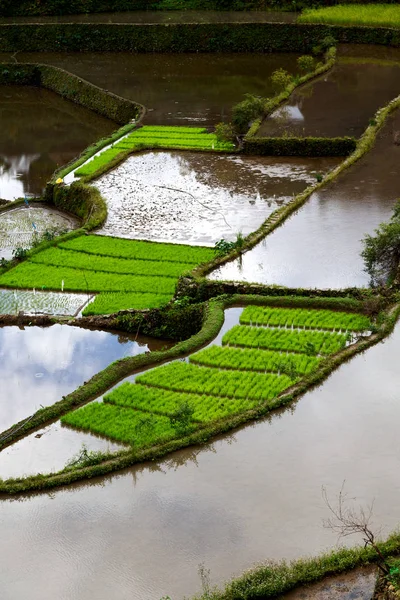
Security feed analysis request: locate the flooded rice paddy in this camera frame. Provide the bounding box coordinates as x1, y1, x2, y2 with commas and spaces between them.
0, 85, 115, 200
211, 106, 400, 288
0, 205, 79, 259
3, 315, 400, 599
0, 52, 301, 126
95, 150, 339, 244
0, 324, 170, 433
258, 45, 400, 138
0, 288, 90, 316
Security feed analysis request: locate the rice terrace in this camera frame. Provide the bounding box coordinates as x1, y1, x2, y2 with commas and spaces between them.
3, 1, 400, 599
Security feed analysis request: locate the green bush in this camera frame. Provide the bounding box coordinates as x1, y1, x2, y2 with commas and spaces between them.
271, 68, 293, 94
297, 55, 315, 73
232, 94, 265, 134
214, 122, 235, 143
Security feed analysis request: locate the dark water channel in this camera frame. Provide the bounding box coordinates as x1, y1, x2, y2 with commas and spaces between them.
258, 45, 400, 138
0, 324, 170, 433
211, 106, 400, 288
0, 10, 297, 24
2, 312, 400, 599
0, 85, 115, 200
0, 52, 301, 126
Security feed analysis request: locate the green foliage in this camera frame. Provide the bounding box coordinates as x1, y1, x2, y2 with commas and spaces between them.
61, 234, 215, 264
137, 361, 295, 401
75, 126, 234, 178
223, 325, 347, 355
299, 5, 400, 28
232, 94, 265, 134
240, 306, 372, 332
361, 200, 400, 286
65, 443, 113, 470
190, 345, 322, 375
12, 247, 28, 260
169, 400, 195, 433
214, 122, 235, 143
271, 68, 293, 94
297, 55, 315, 73
53, 182, 107, 230
83, 292, 172, 315
214, 232, 245, 256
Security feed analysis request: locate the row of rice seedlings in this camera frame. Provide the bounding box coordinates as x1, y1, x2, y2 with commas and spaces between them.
61, 403, 184, 447
0, 262, 177, 294
190, 345, 322, 376
75, 126, 234, 177
223, 325, 346, 355
136, 361, 295, 401
30, 247, 193, 279
240, 306, 371, 332
104, 381, 260, 423
82, 291, 172, 315
60, 235, 215, 265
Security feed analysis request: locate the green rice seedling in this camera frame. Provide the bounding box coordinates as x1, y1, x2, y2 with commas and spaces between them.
0, 262, 177, 294
60, 235, 215, 264
30, 247, 194, 278
136, 361, 295, 401
240, 306, 371, 332
223, 325, 346, 356
104, 381, 261, 422
83, 292, 172, 315
61, 403, 188, 446
190, 345, 322, 375
298, 4, 400, 29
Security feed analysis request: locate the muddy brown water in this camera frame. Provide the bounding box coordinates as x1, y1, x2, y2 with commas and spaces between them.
210, 105, 400, 288
0, 85, 115, 200
280, 566, 377, 600
0, 10, 298, 24
2, 310, 400, 599
0, 324, 171, 433
94, 150, 339, 244
0, 52, 301, 126
258, 45, 400, 138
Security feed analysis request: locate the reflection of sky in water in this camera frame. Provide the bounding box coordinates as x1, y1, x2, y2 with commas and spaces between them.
0, 324, 150, 431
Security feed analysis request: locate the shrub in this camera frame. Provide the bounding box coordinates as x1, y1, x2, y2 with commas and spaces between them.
232, 94, 265, 134
270, 68, 293, 94
214, 122, 235, 143
297, 55, 315, 74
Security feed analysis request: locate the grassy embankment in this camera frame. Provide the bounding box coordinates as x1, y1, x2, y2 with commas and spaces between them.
298, 4, 400, 28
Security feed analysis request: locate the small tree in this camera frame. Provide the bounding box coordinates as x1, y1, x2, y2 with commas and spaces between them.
361, 199, 400, 286
232, 94, 265, 134
322, 482, 389, 575
297, 55, 315, 74
271, 68, 292, 93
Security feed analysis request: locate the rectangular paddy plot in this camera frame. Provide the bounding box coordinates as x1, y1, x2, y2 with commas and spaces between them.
74, 126, 235, 179
0, 235, 215, 314
211, 105, 400, 289
61, 304, 358, 446
93, 150, 339, 245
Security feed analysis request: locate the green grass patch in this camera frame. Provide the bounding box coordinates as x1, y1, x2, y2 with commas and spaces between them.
30, 247, 194, 278
136, 361, 295, 401
223, 325, 347, 355
104, 381, 260, 423
298, 4, 400, 28
83, 292, 172, 315
74, 125, 235, 178
240, 306, 372, 332
61, 403, 184, 447
0, 262, 177, 294
60, 235, 215, 264
190, 345, 322, 375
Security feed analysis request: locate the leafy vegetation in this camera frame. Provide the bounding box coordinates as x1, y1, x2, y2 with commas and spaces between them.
240, 306, 372, 332
83, 292, 171, 315
74, 126, 235, 178
299, 4, 400, 28
223, 325, 347, 355
0, 235, 214, 311
190, 345, 322, 375
362, 199, 400, 286
232, 94, 265, 134
137, 361, 295, 401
